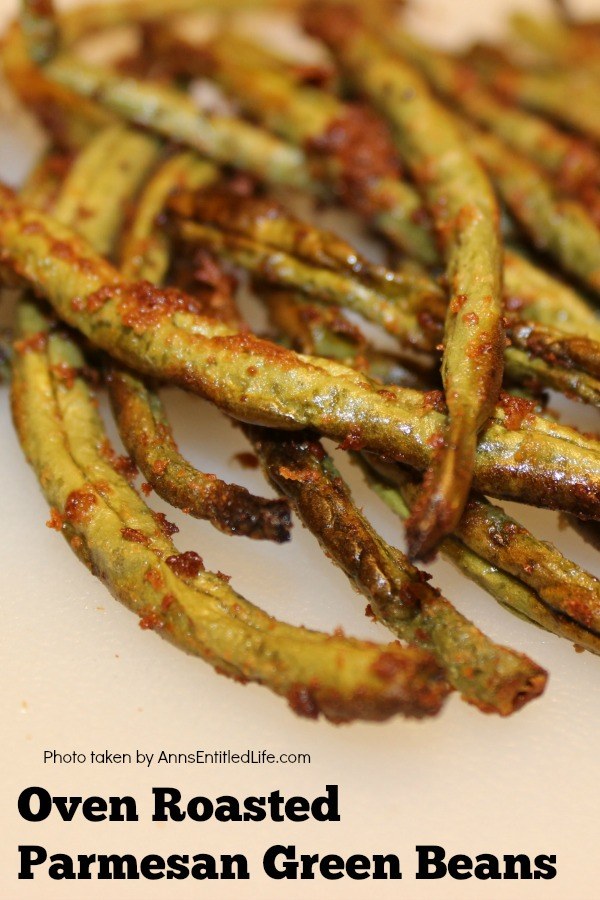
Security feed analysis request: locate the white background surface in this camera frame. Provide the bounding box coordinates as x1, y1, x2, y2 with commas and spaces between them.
1, 0, 600, 897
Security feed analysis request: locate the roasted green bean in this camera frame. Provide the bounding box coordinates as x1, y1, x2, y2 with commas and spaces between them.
9, 121, 443, 722
12, 300, 446, 722
88, 142, 292, 542
1, 188, 600, 522
44, 53, 312, 189
376, 25, 600, 200
169, 187, 445, 353
244, 426, 546, 714
304, 3, 505, 560
179, 31, 437, 264
463, 121, 600, 297
358, 455, 600, 656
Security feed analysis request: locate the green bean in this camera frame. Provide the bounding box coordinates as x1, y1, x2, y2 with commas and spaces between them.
107, 369, 291, 541
462, 122, 600, 296
169, 188, 445, 352
262, 282, 600, 648
376, 25, 600, 198
264, 273, 600, 407
120, 152, 218, 283
12, 128, 441, 721
243, 426, 546, 714
358, 456, 600, 656
156, 213, 546, 712
1, 23, 115, 150
263, 288, 438, 389
487, 63, 600, 146
42, 49, 438, 262
509, 13, 600, 68
44, 53, 312, 189
75, 141, 291, 542
304, 4, 505, 560
20, 0, 60, 64
35, 2, 437, 261
37, 124, 289, 544
503, 250, 600, 339
179, 31, 437, 264
2, 189, 600, 521
11, 299, 447, 722
503, 348, 600, 407
52, 124, 162, 257
171, 185, 600, 406
147, 167, 526, 708
508, 320, 600, 379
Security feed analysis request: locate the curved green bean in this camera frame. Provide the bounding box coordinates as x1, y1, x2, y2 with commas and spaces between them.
1, 189, 600, 522
304, 3, 505, 560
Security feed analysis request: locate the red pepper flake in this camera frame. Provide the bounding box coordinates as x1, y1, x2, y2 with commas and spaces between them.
449, 293, 468, 314
141, 482, 153, 496
51, 361, 77, 389
99, 439, 137, 482
153, 511, 179, 537
151, 458, 168, 476
422, 390, 446, 413
121, 527, 149, 545
364, 603, 375, 620
64, 487, 97, 524
216, 571, 231, 583
337, 429, 364, 451
463, 311, 480, 326
232, 452, 259, 469
139, 612, 164, 631
166, 551, 205, 579
113, 455, 138, 481
161, 594, 176, 612
14, 331, 47, 354
305, 439, 326, 461
427, 431, 446, 450
46, 507, 64, 531
144, 567, 164, 590
287, 684, 319, 719
497, 392, 536, 431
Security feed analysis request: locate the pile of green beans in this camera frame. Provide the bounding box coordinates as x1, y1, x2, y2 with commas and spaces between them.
2, 0, 600, 724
